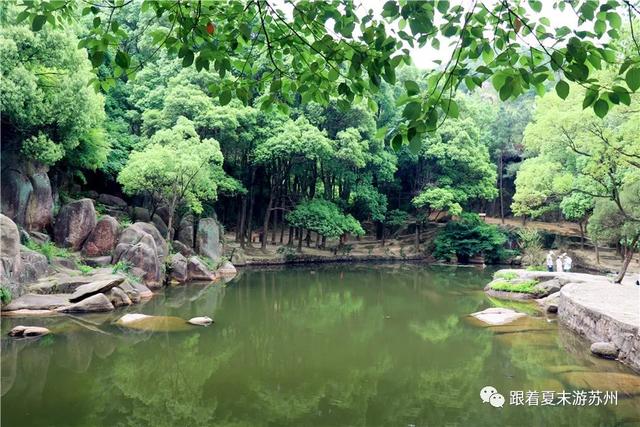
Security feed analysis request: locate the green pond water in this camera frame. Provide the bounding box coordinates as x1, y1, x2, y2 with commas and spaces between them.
2, 264, 639, 427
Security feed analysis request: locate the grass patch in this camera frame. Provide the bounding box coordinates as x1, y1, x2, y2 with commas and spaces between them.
25, 240, 72, 261
0, 286, 12, 304
77, 264, 94, 275
490, 279, 539, 294
494, 271, 518, 280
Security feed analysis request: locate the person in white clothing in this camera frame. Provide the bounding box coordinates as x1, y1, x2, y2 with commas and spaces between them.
562, 253, 572, 272
556, 256, 564, 272
546, 251, 555, 272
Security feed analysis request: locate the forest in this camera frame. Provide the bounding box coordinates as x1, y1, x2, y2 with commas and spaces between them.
1, 1, 639, 278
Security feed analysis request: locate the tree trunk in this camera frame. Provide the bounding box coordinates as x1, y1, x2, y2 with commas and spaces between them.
297, 228, 303, 252
415, 222, 420, 251
595, 240, 600, 264
305, 230, 311, 247
316, 232, 320, 248
614, 236, 638, 283
271, 204, 277, 244
238, 195, 247, 247
578, 221, 585, 249
287, 226, 293, 246
261, 193, 274, 250
499, 150, 505, 224
246, 170, 256, 247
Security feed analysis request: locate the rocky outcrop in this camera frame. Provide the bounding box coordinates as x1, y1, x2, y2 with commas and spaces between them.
169, 253, 188, 283
113, 223, 166, 287
53, 199, 97, 250
15, 246, 48, 284
57, 293, 114, 313
187, 256, 215, 281
69, 277, 125, 303
559, 281, 640, 373
196, 217, 222, 261
131, 207, 151, 222
1, 159, 53, 232
82, 215, 120, 257
151, 215, 168, 238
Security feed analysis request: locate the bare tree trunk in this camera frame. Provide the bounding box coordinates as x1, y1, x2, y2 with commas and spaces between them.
261, 193, 274, 250
297, 228, 303, 252
305, 230, 311, 247
287, 226, 293, 246
238, 196, 247, 247
414, 222, 420, 251
271, 204, 277, 244
499, 149, 505, 224
579, 221, 585, 249
316, 232, 320, 248
595, 240, 600, 264
614, 236, 638, 283
246, 170, 256, 247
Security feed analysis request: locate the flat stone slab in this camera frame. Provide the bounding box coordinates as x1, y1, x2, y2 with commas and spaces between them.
470, 307, 526, 326
561, 281, 639, 327
69, 277, 125, 302
115, 314, 190, 332
2, 294, 71, 311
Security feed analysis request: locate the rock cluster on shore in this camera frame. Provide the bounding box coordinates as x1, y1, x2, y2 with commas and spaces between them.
1, 194, 236, 316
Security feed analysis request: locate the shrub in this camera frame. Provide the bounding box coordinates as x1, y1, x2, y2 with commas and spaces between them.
432, 213, 511, 264
0, 287, 12, 304
276, 245, 297, 261
516, 228, 544, 266
112, 260, 132, 274
77, 264, 94, 275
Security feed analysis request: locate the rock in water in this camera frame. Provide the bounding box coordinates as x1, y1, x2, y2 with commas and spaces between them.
188, 316, 213, 326
53, 198, 97, 250
590, 342, 619, 359
216, 261, 237, 276
106, 286, 132, 307
470, 307, 526, 326
8, 325, 51, 338
187, 256, 215, 281
116, 313, 190, 332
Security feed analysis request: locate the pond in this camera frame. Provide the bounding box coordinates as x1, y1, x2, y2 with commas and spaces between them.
2, 264, 639, 426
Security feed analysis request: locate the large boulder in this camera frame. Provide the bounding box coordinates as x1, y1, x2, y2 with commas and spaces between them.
8, 326, 51, 338
2, 294, 71, 311
196, 217, 223, 261
97, 194, 127, 208
187, 256, 215, 281
0, 159, 53, 232
82, 215, 120, 257
57, 293, 114, 313
177, 216, 195, 249
1, 214, 21, 281
53, 199, 97, 250
169, 253, 188, 283
16, 245, 48, 284
172, 240, 193, 257
590, 342, 619, 359
113, 223, 167, 287
216, 261, 237, 276
131, 207, 151, 222
151, 214, 168, 239
107, 287, 132, 307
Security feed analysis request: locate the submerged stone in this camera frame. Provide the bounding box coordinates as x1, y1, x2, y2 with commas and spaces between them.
115, 313, 190, 332
188, 316, 213, 326
469, 307, 526, 326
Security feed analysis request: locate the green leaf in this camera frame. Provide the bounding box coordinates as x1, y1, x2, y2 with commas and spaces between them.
31, 15, 46, 31
219, 90, 232, 106
593, 99, 608, 118
528, 0, 542, 12
328, 68, 339, 81
391, 133, 403, 152
404, 80, 420, 96
182, 50, 194, 67
16, 10, 30, 24
606, 12, 621, 29
626, 67, 640, 92
499, 82, 512, 101
115, 51, 130, 69
555, 80, 569, 99
446, 99, 459, 118
408, 134, 422, 154
582, 88, 598, 108
402, 102, 422, 121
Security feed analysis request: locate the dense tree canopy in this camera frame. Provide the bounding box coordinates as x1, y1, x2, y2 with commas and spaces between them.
14, 0, 640, 150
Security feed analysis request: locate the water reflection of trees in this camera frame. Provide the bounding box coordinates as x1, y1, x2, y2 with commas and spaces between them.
2, 265, 519, 426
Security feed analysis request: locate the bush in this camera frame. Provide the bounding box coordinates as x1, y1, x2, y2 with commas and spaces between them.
0, 287, 12, 304
77, 264, 94, 275
516, 228, 544, 266
112, 260, 132, 274
432, 213, 511, 264
276, 245, 297, 261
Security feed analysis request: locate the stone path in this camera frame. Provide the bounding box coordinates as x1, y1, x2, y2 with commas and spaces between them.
561, 280, 639, 328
